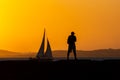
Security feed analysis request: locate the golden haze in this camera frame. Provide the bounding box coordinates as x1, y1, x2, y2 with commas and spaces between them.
0, 0, 120, 52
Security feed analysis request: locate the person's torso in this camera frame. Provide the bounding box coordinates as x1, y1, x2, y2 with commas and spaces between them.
68, 35, 76, 45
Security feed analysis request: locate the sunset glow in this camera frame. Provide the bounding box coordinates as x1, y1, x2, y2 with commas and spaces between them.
0, 0, 120, 52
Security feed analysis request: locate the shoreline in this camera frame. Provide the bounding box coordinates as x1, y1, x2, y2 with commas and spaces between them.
0, 57, 120, 61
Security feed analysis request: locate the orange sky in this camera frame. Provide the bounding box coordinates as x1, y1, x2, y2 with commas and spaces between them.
0, 0, 120, 52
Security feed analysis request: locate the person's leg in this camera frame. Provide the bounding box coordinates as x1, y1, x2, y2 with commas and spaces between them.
73, 46, 77, 60
67, 46, 71, 60
67, 50, 70, 60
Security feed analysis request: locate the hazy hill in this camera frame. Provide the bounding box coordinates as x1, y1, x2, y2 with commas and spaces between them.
0, 50, 20, 57
0, 50, 35, 58
52, 49, 120, 58
0, 49, 120, 58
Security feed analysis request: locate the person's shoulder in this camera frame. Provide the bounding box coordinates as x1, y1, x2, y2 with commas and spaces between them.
68, 35, 70, 39
68, 35, 71, 37
73, 35, 76, 37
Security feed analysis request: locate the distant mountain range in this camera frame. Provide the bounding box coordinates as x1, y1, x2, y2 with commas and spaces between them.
53, 49, 120, 58
0, 50, 35, 58
0, 49, 120, 58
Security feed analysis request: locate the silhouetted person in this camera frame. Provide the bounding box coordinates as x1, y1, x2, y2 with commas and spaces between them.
67, 32, 77, 60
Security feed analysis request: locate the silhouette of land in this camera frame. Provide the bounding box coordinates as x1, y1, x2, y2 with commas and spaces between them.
0, 59, 120, 80
0, 49, 120, 79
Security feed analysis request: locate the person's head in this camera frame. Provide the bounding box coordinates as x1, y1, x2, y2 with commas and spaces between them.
71, 32, 75, 35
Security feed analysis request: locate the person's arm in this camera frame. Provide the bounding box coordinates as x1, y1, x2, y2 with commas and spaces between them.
75, 36, 77, 42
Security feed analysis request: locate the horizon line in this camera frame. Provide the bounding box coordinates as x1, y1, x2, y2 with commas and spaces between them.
0, 48, 120, 53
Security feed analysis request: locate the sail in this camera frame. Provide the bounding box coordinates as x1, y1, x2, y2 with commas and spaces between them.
36, 30, 45, 58
36, 29, 53, 59
44, 38, 53, 59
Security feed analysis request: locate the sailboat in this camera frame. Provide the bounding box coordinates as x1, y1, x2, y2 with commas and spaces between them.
36, 29, 53, 60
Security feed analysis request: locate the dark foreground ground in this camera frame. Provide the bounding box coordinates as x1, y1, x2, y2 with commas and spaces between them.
0, 59, 120, 80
